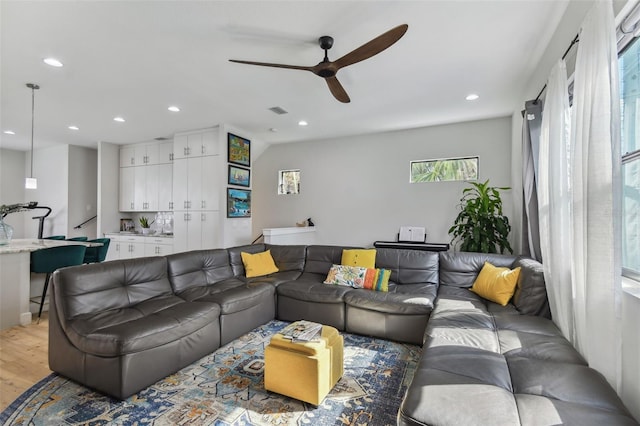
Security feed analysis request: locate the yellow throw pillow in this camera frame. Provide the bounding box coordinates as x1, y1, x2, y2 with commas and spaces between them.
341, 249, 376, 268
470, 262, 521, 306
241, 250, 279, 278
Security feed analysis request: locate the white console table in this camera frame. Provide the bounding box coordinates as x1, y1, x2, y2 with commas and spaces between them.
263, 227, 316, 245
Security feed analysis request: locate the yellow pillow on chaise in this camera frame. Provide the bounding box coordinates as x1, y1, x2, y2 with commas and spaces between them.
241, 250, 279, 278
341, 249, 376, 268
470, 262, 521, 306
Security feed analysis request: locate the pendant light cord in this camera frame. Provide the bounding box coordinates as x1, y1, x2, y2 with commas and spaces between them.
26, 83, 39, 179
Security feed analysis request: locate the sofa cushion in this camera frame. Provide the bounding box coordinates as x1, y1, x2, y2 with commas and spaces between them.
375, 248, 439, 285
176, 277, 246, 302
166, 249, 234, 293
344, 290, 433, 314
55, 257, 173, 319
246, 270, 302, 286
266, 244, 307, 273
241, 250, 279, 278
65, 295, 220, 357
191, 284, 275, 315
277, 277, 352, 303
438, 251, 516, 288
511, 256, 551, 318
470, 262, 521, 306
303, 245, 358, 275
228, 244, 267, 276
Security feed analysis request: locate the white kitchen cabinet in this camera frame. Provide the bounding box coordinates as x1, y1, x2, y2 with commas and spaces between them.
173, 129, 219, 159
158, 163, 173, 211
173, 155, 221, 212
120, 146, 135, 167
119, 166, 135, 211
134, 143, 159, 166
158, 141, 174, 164
144, 237, 174, 257
173, 211, 220, 252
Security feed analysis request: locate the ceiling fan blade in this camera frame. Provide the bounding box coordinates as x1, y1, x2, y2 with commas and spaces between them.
229, 59, 312, 72
325, 76, 350, 103
333, 24, 408, 70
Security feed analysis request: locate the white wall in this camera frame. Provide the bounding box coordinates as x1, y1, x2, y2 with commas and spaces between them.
253, 116, 513, 247
0, 149, 27, 238
97, 141, 120, 236
67, 145, 98, 239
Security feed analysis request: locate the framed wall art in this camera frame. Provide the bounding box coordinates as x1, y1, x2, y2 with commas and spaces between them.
228, 133, 251, 167
228, 165, 250, 187
227, 188, 251, 218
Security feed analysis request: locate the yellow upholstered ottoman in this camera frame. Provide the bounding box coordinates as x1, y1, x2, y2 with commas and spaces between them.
265, 324, 344, 405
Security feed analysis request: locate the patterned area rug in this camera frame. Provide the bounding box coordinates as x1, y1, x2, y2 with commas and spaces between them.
1, 320, 420, 425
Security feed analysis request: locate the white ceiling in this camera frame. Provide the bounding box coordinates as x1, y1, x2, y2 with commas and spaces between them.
0, 1, 569, 152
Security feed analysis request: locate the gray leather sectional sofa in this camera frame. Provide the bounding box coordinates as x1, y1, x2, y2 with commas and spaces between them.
48, 244, 638, 425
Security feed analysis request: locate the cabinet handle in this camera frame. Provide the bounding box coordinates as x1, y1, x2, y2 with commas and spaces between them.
201, 145, 205, 154
201, 213, 206, 221
169, 202, 173, 210
130, 157, 134, 165
130, 202, 134, 209
201, 200, 205, 209
116, 243, 120, 252
169, 153, 173, 161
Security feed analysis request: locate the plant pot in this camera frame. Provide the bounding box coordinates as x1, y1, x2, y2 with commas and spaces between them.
141, 228, 151, 235
0, 218, 13, 245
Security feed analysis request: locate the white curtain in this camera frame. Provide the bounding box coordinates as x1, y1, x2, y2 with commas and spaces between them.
538, 59, 573, 341
538, 0, 622, 389
570, 0, 621, 387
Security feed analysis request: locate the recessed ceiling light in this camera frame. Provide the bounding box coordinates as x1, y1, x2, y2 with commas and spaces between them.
113, 116, 125, 122
68, 125, 79, 130
43, 57, 63, 67
168, 106, 180, 112
465, 94, 479, 101
269, 128, 278, 132
298, 120, 308, 126
3, 130, 15, 135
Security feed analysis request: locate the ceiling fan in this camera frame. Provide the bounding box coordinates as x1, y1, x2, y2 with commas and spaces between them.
229, 24, 408, 103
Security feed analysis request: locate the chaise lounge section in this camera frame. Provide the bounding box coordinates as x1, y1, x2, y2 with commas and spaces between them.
47, 244, 638, 425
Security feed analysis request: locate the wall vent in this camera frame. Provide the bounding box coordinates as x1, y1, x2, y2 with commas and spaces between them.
268, 106, 288, 115
154, 136, 171, 141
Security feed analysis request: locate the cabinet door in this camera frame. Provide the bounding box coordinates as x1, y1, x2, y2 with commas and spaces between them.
134, 166, 146, 211
187, 212, 203, 250
201, 130, 219, 156
173, 158, 188, 210
201, 156, 220, 210
173, 134, 188, 160
201, 211, 220, 249
187, 156, 203, 211
120, 146, 135, 167
158, 141, 174, 164
145, 164, 159, 211
186, 133, 202, 157
173, 212, 189, 253
119, 167, 135, 211
105, 239, 121, 261
157, 163, 173, 211
145, 239, 173, 256
134, 145, 147, 166
145, 143, 159, 165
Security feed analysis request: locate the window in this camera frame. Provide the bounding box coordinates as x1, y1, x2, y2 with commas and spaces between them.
278, 169, 300, 195
410, 156, 478, 183
620, 36, 640, 279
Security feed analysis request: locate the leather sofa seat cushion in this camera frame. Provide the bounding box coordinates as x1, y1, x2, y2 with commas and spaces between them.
167, 249, 235, 293
303, 245, 358, 275
189, 283, 275, 315
277, 278, 351, 303
66, 295, 220, 357
176, 278, 246, 302
344, 288, 435, 315
246, 270, 302, 286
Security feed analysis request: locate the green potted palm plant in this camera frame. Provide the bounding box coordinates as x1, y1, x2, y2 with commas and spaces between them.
139, 216, 154, 235
448, 179, 513, 254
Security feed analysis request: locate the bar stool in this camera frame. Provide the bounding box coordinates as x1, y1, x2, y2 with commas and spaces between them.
83, 238, 110, 264
67, 236, 88, 241
30, 245, 86, 321
44, 235, 66, 240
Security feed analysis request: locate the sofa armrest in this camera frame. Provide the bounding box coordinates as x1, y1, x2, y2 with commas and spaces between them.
512, 257, 551, 319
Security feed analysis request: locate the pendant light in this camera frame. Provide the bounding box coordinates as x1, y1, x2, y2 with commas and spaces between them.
25, 83, 39, 189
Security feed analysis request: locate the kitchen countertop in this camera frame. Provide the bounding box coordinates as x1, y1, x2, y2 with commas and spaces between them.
105, 232, 174, 239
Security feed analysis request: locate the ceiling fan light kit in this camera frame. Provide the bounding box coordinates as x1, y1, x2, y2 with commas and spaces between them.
229, 24, 408, 103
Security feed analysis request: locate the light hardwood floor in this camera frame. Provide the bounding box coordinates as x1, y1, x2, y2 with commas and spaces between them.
0, 313, 51, 411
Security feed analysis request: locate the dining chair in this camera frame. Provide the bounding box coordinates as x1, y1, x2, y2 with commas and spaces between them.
67, 236, 88, 241
44, 235, 66, 240
30, 245, 87, 321
83, 238, 110, 264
